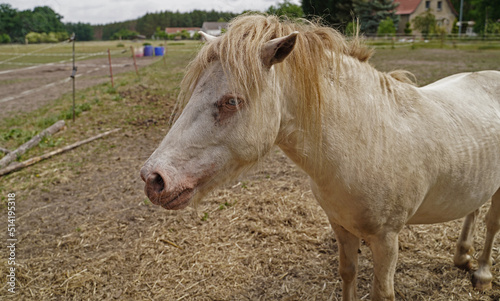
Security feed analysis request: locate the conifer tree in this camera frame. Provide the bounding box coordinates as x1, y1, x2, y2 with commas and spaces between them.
302, 0, 353, 29
354, 0, 400, 35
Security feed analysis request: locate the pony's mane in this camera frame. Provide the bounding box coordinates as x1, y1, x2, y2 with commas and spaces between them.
179, 14, 373, 105
176, 14, 414, 142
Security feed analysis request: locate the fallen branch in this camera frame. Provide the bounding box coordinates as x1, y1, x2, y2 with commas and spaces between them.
0, 120, 65, 169
0, 147, 11, 154
0, 128, 121, 177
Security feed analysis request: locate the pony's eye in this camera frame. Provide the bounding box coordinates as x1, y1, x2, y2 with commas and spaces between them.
227, 98, 239, 106
217, 94, 244, 112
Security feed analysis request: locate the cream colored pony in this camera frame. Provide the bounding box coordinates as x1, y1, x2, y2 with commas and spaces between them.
140, 15, 500, 300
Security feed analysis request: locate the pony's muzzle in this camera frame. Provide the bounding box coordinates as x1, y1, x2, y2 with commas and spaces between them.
141, 166, 168, 204
141, 166, 193, 210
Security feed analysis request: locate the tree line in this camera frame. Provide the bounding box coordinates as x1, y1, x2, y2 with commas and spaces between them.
93, 9, 238, 40
0, 4, 93, 43
0, 3, 238, 42
0, 0, 498, 44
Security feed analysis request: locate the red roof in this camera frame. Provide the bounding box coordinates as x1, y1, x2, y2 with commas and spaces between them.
394, 0, 458, 16
393, 0, 421, 15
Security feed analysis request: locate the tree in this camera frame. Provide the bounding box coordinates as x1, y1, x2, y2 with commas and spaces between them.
485, 22, 500, 34
377, 17, 396, 36
134, 9, 237, 38
111, 29, 139, 40
29, 6, 65, 33
412, 9, 436, 39
0, 5, 68, 43
0, 4, 18, 40
0, 33, 11, 43
267, 0, 304, 19
354, 0, 400, 35
404, 22, 412, 35
65, 22, 94, 41
450, 0, 500, 35
302, 0, 353, 29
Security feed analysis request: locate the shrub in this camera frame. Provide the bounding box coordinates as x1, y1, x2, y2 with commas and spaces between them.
111, 29, 139, 40
377, 17, 396, 36
404, 22, 412, 35
25, 31, 69, 43
0, 33, 11, 43
26, 32, 42, 43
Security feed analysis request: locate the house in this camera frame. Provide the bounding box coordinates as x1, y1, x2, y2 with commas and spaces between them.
393, 0, 458, 35
201, 22, 228, 36
164, 27, 201, 38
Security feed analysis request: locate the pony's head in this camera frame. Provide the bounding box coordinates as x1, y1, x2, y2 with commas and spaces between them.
140, 14, 371, 209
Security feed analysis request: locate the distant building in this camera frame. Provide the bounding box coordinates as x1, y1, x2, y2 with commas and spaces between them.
164, 27, 201, 38
394, 0, 458, 35
201, 22, 228, 36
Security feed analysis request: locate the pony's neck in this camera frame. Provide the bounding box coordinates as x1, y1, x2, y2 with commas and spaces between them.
275, 54, 415, 181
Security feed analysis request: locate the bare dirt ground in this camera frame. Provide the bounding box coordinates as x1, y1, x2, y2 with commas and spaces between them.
1, 46, 500, 300
0, 55, 157, 119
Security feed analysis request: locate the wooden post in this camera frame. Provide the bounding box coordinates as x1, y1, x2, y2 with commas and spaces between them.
108, 48, 114, 88
0, 120, 65, 169
71, 33, 76, 122
0, 128, 120, 177
130, 46, 139, 78
162, 45, 166, 67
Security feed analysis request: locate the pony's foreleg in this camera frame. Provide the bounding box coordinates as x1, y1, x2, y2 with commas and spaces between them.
331, 223, 360, 301
453, 209, 480, 270
367, 231, 399, 301
473, 190, 500, 290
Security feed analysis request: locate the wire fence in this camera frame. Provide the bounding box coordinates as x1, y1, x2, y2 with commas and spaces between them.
360, 33, 500, 50
0, 41, 150, 105
0, 48, 126, 69
365, 33, 500, 41
0, 50, 123, 57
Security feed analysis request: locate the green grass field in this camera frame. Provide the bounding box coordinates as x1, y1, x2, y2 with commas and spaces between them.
0, 40, 199, 163
0, 40, 199, 70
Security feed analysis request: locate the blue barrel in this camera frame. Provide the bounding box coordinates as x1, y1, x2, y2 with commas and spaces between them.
154, 47, 164, 56
143, 45, 153, 57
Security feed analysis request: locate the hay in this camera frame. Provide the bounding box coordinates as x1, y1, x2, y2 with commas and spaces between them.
2, 136, 500, 300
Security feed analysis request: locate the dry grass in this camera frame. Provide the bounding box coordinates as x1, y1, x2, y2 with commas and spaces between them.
0, 43, 500, 300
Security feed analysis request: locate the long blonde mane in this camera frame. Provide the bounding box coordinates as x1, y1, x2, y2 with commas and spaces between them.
180, 14, 372, 106
177, 14, 413, 143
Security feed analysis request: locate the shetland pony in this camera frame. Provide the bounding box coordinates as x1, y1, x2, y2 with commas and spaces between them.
141, 15, 500, 300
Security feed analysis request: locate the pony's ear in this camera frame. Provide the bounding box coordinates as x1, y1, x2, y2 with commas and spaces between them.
261, 31, 299, 68
199, 31, 217, 42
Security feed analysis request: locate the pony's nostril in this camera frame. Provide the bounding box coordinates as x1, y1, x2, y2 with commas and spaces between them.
148, 172, 166, 194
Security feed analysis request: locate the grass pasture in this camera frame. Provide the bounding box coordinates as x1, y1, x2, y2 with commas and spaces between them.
0, 40, 159, 70
0, 40, 500, 300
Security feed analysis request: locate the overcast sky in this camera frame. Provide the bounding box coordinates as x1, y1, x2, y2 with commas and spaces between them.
2, 0, 301, 25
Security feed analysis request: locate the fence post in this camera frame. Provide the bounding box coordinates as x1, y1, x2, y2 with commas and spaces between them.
107, 48, 114, 88
130, 46, 139, 78
70, 33, 77, 122
163, 44, 167, 67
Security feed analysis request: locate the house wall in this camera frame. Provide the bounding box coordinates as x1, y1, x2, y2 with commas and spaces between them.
397, 15, 410, 34
409, 0, 457, 34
